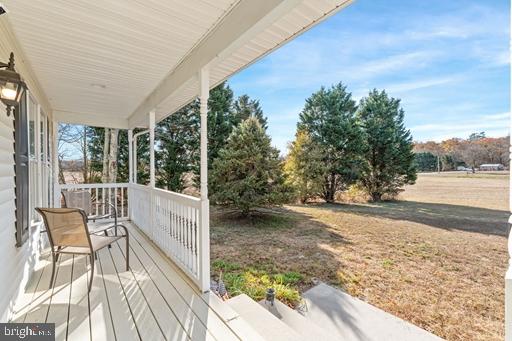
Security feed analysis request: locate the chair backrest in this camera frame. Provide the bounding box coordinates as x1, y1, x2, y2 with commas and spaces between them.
36, 208, 91, 249
62, 190, 92, 216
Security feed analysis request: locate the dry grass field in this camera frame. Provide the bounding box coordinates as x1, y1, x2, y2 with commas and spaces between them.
211, 172, 509, 341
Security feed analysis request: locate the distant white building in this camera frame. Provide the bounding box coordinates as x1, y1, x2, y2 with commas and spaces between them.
479, 164, 505, 171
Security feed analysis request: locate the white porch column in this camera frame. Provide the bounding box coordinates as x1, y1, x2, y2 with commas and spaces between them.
128, 129, 133, 220
52, 120, 60, 208
128, 129, 133, 184
149, 111, 156, 188
199, 66, 210, 292
133, 135, 138, 184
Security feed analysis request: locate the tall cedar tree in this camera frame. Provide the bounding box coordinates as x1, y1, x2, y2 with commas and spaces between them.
284, 130, 327, 203
156, 101, 200, 191
298, 83, 363, 202
207, 82, 236, 168
357, 89, 416, 201
87, 127, 105, 182
211, 117, 287, 215
233, 94, 268, 129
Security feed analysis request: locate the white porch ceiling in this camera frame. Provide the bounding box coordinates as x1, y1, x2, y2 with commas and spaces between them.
2, 0, 352, 128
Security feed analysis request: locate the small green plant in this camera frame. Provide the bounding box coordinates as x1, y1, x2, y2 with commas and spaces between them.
273, 271, 303, 285
212, 259, 241, 272
382, 258, 394, 268
212, 260, 303, 307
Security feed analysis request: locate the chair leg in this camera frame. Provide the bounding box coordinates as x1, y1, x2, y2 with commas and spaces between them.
94, 252, 98, 260
49, 251, 57, 290
125, 236, 129, 271
88, 254, 95, 292
105, 230, 111, 249
55, 246, 62, 262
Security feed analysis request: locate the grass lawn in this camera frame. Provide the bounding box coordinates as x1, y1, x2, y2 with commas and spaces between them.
210, 171, 509, 341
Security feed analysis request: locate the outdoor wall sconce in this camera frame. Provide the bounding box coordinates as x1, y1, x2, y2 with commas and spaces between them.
0, 52, 26, 116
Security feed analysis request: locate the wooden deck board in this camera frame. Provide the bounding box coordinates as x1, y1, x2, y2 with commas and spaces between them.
108, 241, 166, 341
115, 242, 190, 341
89, 252, 116, 341
128, 226, 240, 341
97, 247, 140, 341
67, 255, 91, 341
46, 254, 74, 341
11, 255, 49, 322
11, 223, 244, 341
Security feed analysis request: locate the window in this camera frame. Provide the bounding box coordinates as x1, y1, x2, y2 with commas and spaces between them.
28, 97, 36, 159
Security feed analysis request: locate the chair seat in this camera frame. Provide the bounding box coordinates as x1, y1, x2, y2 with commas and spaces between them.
59, 234, 124, 254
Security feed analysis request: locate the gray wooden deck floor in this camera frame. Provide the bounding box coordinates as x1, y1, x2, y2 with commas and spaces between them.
10, 222, 245, 341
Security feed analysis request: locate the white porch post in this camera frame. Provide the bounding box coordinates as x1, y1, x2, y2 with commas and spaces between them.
128, 129, 133, 184
52, 120, 60, 208
133, 135, 138, 184
199, 66, 210, 292
149, 111, 156, 240
149, 111, 156, 188
128, 129, 133, 219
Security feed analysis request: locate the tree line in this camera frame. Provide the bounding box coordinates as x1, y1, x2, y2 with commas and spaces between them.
59, 82, 417, 215
414, 133, 509, 172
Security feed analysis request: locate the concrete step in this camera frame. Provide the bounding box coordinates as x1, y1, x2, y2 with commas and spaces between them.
226, 294, 303, 341
203, 292, 264, 341
302, 282, 444, 341
257, 298, 338, 340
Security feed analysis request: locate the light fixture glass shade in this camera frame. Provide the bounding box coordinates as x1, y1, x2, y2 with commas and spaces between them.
0, 82, 18, 101
0, 53, 26, 116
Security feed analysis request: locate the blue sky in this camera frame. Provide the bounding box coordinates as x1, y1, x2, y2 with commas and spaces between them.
228, 0, 510, 153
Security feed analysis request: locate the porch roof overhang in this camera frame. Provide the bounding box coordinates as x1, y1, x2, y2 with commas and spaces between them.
1, 0, 352, 129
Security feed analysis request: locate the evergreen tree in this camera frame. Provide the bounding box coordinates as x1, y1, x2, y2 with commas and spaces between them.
211, 117, 288, 215
297, 82, 363, 202
156, 102, 200, 191
207, 82, 235, 167
357, 89, 416, 201
87, 127, 105, 182
116, 130, 129, 183
414, 152, 437, 172
233, 94, 268, 129
283, 130, 327, 203
133, 128, 150, 185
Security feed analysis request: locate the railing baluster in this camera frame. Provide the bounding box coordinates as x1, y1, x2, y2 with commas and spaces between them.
127, 184, 204, 289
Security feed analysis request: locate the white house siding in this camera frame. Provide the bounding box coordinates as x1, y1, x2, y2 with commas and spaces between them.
0, 19, 52, 322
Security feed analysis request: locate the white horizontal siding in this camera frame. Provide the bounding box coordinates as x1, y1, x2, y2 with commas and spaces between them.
0, 20, 50, 322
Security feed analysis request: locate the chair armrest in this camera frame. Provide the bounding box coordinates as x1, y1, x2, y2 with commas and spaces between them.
90, 223, 128, 237
91, 201, 118, 224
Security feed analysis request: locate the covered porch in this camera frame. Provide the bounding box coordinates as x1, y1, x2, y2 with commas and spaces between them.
10, 221, 254, 341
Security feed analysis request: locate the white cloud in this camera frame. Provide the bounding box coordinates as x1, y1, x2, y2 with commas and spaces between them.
411, 111, 510, 140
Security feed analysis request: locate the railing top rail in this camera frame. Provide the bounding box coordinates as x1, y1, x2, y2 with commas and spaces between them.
129, 183, 201, 207
59, 183, 129, 189
153, 187, 201, 203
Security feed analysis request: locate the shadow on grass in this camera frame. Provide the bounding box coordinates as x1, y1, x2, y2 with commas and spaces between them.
306, 200, 509, 237
210, 206, 365, 338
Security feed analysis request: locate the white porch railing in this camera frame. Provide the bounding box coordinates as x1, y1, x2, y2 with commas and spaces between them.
129, 183, 208, 291
52, 182, 208, 291
56, 183, 130, 221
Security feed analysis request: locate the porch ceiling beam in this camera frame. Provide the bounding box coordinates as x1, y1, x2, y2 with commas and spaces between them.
54, 110, 129, 129
127, 0, 302, 128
